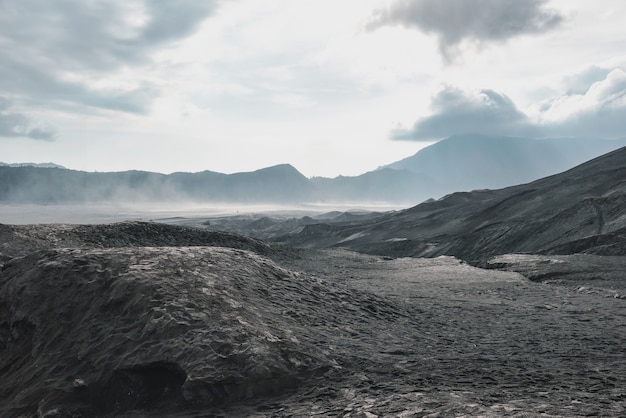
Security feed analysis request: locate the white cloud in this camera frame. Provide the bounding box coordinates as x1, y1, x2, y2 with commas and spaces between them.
538, 68, 626, 137
392, 85, 537, 140
395, 67, 626, 141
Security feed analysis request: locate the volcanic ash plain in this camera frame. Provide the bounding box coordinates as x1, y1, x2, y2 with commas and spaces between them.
0, 223, 625, 417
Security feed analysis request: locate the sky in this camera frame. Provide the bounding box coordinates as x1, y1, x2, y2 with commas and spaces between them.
1, 0, 625, 178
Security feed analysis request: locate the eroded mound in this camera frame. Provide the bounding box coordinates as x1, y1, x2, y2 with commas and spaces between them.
0, 221, 276, 259
0, 247, 337, 417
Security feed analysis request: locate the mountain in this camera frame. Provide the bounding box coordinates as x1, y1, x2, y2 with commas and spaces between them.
275, 145, 626, 261
0, 162, 66, 169
382, 134, 626, 194
311, 168, 438, 204
307, 134, 626, 204
0, 167, 169, 202
0, 164, 319, 204
2, 136, 625, 205
163, 164, 319, 203
222, 164, 319, 202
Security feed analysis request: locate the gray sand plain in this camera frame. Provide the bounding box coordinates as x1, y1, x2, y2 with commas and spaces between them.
1, 221, 624, 417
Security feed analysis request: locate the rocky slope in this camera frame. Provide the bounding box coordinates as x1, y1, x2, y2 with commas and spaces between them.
272, 145, 626, 261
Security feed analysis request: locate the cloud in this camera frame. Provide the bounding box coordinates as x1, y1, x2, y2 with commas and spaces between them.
137, 2, 217, 46
0, 1, 218, 113
392, 86, 537, 140
367, 0, 564, 62
540, 68, 626, 138
0, 97, 11, 111
394, 68, 626, 141
0, 98, 56, 141
561, 66, 613, 95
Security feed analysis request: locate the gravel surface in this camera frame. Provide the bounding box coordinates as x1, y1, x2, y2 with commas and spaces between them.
1, 224, 624, 417
257, 249, 626, 417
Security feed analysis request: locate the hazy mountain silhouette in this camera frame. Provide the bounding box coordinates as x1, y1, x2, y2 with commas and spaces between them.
1, 136, 625, 205
311, 168, 437, 204
309, 135, 626, 203
0, 164, 318, 204
0, 162, 65, 169
275, 145, 626, 261
383, 134, 626, 193
163, 164, 318, 203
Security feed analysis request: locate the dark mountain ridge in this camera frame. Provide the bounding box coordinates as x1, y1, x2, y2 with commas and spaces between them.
274, 145, 626, 261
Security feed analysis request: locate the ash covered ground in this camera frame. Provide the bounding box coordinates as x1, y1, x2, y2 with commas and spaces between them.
1, 222, 625, 417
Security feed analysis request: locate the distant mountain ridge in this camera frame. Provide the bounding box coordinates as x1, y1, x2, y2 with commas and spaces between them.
0, 164, 318, 204
314, 135, 626, 204
1, 136, 625, 205
382, 134, 626, 193
0, 162, 65, 169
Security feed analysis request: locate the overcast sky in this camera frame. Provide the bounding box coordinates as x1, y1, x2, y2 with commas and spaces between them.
1, 0, 625, 177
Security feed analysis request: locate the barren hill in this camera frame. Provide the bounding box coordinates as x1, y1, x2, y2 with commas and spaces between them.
276, 146, 626, 261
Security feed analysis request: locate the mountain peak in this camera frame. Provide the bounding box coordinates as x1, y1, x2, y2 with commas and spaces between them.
0, 162, 65, 169
252, 163, 307, 178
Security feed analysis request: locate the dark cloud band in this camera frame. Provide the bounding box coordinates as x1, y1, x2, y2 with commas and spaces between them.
0, 100, 56, 141
368, 0, 564, 62
0, 1, 218, 114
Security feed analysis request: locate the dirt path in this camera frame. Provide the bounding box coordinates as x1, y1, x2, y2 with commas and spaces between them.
586, 198, 606, 235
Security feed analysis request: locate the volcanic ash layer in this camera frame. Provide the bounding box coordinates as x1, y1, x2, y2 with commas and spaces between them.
0, 246, 378, 417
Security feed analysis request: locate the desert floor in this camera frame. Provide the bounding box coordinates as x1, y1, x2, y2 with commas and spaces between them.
170, 249, 626, 417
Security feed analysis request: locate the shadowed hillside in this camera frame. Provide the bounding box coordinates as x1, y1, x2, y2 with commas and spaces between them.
273, 145, 626, 261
